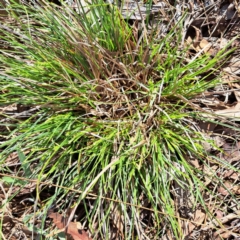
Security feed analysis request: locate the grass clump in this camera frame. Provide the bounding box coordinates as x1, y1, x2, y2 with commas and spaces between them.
0, 0, 235, 239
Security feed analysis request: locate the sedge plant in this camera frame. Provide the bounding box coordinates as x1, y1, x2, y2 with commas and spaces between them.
0, 0, 238, 239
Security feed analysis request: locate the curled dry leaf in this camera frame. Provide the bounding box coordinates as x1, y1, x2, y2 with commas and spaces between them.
187, 209, 206, 235
218, 181, 240, 196
185, 36, 216, 55
215, 102, 240, 118
202, 211, 240, 231
48, 211, 92, 240
223, 170, 239, 180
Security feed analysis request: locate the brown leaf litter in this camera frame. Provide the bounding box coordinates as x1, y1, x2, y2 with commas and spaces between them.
1, 0, 240, 239
48, 210, 92, 240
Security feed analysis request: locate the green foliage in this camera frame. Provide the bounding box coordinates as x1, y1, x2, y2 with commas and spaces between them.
0, 0, 237, 239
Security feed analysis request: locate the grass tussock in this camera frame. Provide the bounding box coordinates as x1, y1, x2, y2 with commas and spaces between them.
0, 0, 237, 239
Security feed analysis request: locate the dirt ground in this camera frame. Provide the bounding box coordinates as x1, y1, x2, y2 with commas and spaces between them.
0, 0, 240, 239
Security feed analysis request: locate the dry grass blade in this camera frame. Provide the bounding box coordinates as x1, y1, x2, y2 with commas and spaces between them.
0, 0, 240, 239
